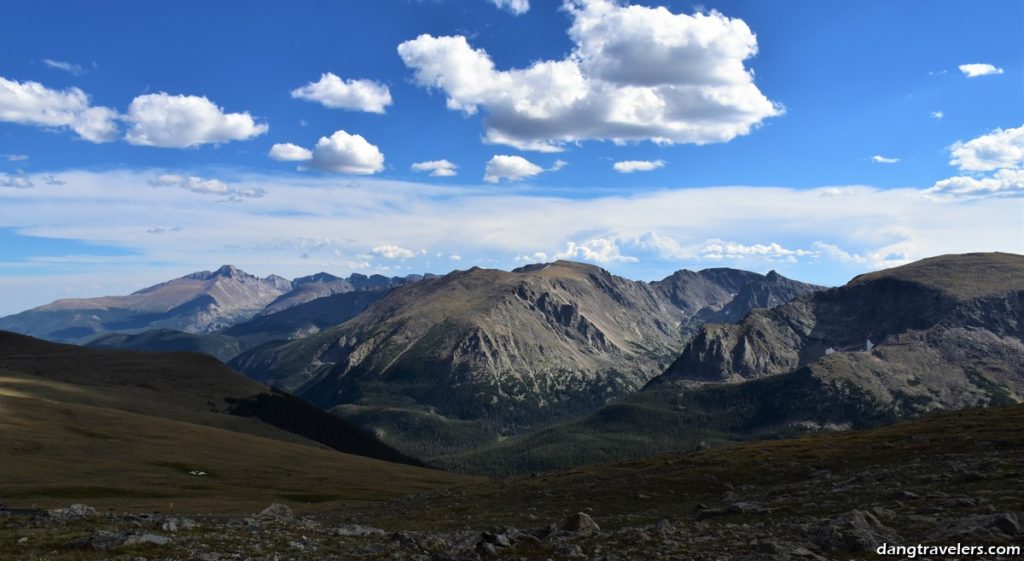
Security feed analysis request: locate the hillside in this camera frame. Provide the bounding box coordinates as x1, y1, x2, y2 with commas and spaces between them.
0, 331, 464, 511
228, 261, 819, 457
4, 404, 1020, 559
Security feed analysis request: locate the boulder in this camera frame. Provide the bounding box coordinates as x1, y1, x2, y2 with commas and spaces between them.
561, 512, 600, 536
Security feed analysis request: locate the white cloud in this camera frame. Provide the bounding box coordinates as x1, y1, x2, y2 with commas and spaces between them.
123, 93, 268, 148
926, 168, 1024, 200
449, 254, 462, 261
613, 159, 665, 173
928, 124, 1023, 200
484, 155, 545, 182
0, 76, 118, 143
290, 72, 393, 114
958, 63, 1004, 78
555, 238, 638, 263
872, 155, 900, 164
930, 111, 944, 120
700, 239, 815, 261
412, 159, 458, 177
810, 241, 866, 264
269, 143, 313, 162
0, 175, 33, 188
398, 0, 781, 152
308, 130, 385, 174
149, 174, 230, 195
1, 169, 1021, 313
489, 0, 529, 14
43, 175, 65, 186
3, 154, 28, 162
371, 244, 415, 259
515, 252, 550, 263
42, 58, 86, 76
948, 124, 1023, 172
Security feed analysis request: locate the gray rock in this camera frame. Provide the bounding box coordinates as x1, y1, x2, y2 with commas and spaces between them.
812, 510, 899, 552
123, 533, 171, 547
337, 524, 387, 537
561, 512, 600, 536
65, 530, 169, 551
929, 512, 1021, 542
258, 503, 293, 520
48, 503, 97, 522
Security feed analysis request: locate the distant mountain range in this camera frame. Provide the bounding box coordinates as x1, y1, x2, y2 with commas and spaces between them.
227, 261, 820, 456
0, 266, 430, 344
0, 260, 821, 460
441, 252, 1024, 474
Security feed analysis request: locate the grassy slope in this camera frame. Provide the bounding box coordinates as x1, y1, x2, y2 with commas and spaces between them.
0, 331, 470, 512
0, 395, 467, 513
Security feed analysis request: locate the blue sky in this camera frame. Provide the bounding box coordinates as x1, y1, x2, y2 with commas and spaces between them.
0, 0, 1022, 315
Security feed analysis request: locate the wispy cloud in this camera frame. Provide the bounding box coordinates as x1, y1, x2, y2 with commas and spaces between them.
42, 58, 87, 76
0, 170, 1018, 296
872, 155, 900, 164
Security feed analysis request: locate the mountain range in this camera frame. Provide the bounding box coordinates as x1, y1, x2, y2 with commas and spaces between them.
0, 266, 428, 345
438, 252, 1024, 474
0, 260, 821, 460
3, 253, 1020, 477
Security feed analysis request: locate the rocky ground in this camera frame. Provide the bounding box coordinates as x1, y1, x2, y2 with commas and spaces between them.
3, 406, 1022, 560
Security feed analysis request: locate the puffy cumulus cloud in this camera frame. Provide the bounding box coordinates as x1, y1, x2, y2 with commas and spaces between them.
398, 0, 781, 152
928, 125, 1024, 200
959, 63, 1004, 78
489, 0, 529, 14
309, 130, 385, 174
515, 252, 550, 263
124, 93, 268, 148
484, 155, 545, 182
700, 239, 816, 262
872, 155, 899, 164
0, 76, 118, 143
627, 231, 690, 259
371, 244, 415, 259
412, 159, 458, 177
555, 238, 638, 263
0, 175, 33, 189
926, 169, 1024, 200
613, 159, 665, 173
269, 142, 313, 162
290, 73, 392, 113
948, 124, 1023, 172
810, 241, 867, 264
149, 174, 230, 195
